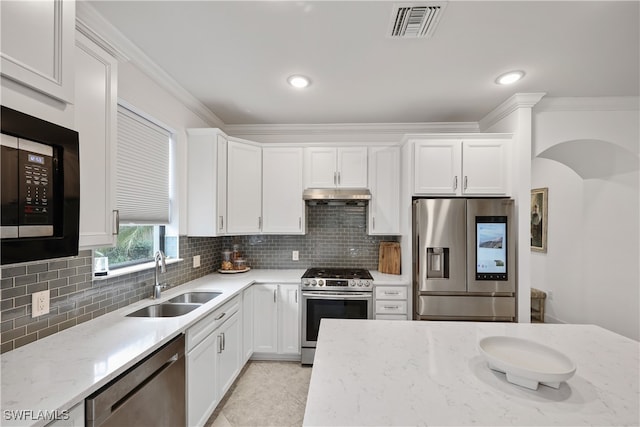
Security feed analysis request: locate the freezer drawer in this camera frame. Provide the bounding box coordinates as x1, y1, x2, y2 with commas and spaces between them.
415, 295, 515, 321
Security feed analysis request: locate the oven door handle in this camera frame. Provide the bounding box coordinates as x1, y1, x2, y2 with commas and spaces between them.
302, 292, 372, 299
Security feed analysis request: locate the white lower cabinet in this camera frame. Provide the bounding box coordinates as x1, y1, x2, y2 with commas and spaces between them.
186, 297, 241, 427
187, 327, 219, 427
278, 284, 300, 354
374, 285, 409, 320
252, 284, 279, 353
242, 286, 254, 363
252, 284, 300, 358
216, 311, 241, 397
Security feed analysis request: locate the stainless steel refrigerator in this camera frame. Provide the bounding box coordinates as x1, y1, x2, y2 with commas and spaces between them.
413, 198, 516, 321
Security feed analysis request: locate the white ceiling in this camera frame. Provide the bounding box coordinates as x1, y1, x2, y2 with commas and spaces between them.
88, 1, 639, 126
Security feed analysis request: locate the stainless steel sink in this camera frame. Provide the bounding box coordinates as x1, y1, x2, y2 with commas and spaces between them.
126, 303, 200, 318
166, 291, 222, 304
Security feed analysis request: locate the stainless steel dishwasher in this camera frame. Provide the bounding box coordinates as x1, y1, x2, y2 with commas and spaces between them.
86, 334, 186, 427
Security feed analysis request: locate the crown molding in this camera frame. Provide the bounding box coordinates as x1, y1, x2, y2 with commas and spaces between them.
479, 93, 547, 130
75, 1, 225, 129
225, 121, 479, 143
76, 17, 128, 62
535, 96, 640, 112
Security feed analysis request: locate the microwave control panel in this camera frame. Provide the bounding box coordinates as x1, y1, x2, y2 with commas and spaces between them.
1, 134, 55, 238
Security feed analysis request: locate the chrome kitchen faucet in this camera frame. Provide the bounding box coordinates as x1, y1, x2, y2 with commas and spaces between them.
153, 250, 168, 299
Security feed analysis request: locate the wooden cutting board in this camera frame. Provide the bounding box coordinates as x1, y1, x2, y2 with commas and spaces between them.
378, 242, 401, 275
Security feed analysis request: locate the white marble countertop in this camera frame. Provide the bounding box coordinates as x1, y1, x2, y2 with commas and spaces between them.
304, 319, 640, 426
369, 271, 409, 286
0, 269, 305, 427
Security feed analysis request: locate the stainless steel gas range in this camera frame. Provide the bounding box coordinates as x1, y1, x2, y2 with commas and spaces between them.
301, 268, 374, 365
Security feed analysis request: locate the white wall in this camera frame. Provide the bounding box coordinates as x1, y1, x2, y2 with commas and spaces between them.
480, 93, 546, 323
532, 98, 640, 340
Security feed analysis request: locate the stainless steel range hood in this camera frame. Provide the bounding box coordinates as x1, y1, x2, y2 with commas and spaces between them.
303, 188, 371, 205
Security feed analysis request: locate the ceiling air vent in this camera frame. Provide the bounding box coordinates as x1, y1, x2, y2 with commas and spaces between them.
388, 3, 447, 38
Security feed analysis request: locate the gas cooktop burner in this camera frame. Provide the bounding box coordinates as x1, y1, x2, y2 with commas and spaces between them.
302, 268, 373, 280
301, 268, 374, 290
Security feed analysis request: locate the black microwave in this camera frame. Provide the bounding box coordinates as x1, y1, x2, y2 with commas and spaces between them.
1, 106, 80, 265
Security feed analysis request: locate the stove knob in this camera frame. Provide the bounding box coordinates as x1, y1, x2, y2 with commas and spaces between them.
311, 279, 317, 286
318, 279, 324, 286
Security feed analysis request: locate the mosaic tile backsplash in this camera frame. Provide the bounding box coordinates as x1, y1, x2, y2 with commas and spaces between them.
1, 204, 399, 352
221, 204, 399, 269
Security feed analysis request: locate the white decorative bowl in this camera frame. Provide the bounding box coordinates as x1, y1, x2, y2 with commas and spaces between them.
478, 336, 576, 390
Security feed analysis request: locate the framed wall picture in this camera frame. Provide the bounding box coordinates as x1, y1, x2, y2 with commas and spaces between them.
531, 187, 548, 252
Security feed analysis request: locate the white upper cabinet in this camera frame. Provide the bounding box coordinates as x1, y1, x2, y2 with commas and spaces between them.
75, 31, 118, 249
0, 0, 75, 103
368, 146, 400, 235
304, 147, 367, 188
461, 139, 508, 195
187, 129, 227, 236
262, 147, 305, 234
414, 140, 461, 195
413, 137, 509, 196
227, 139, 262, 234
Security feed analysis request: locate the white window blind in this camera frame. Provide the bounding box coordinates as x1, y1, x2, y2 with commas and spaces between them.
116, 105, 171, 224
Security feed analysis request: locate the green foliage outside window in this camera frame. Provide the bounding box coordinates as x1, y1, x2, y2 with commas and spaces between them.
96, 225, 156, 268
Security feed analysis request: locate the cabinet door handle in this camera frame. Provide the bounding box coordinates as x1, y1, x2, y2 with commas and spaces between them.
217, 335, 223, 353
372, 217, 376, 230
299, 217, 302, 230
464, 176, 468, 190
219, 215, 224, 230
453, 176, 458, 190
112, 210, 120, 235
384, 291, 401, 295
333, 171, 337, 185
295, 291, 298, 304
215, 312, 226, 321
258, 216, 262, 229
273, 288, 277, 303
383, 305, 400, 310
337, 171, 341, 185
222, 332, 226, 351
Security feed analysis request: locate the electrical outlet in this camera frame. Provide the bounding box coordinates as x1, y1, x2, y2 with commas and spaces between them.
193, 255, 201, 268
32, 290, 50, 318
292, 250, 299, 261
547, 290, 553, 301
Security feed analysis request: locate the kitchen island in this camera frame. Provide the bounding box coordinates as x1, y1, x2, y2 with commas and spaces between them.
303, 319, 639, 426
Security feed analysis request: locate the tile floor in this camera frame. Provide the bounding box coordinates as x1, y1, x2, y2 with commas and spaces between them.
206, 361, 312, 427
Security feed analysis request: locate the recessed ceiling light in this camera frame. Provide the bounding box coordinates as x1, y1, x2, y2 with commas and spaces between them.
287, 75, 311, 89
495, 70, 525, 85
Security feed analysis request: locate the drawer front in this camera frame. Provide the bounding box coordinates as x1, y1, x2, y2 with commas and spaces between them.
375, 314, 408, 321
187, 295, 240, 351
375, 286, 407, 300
375, 300, 407, 315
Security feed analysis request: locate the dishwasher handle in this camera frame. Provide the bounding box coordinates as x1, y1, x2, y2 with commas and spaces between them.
85, 334, 185, 427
